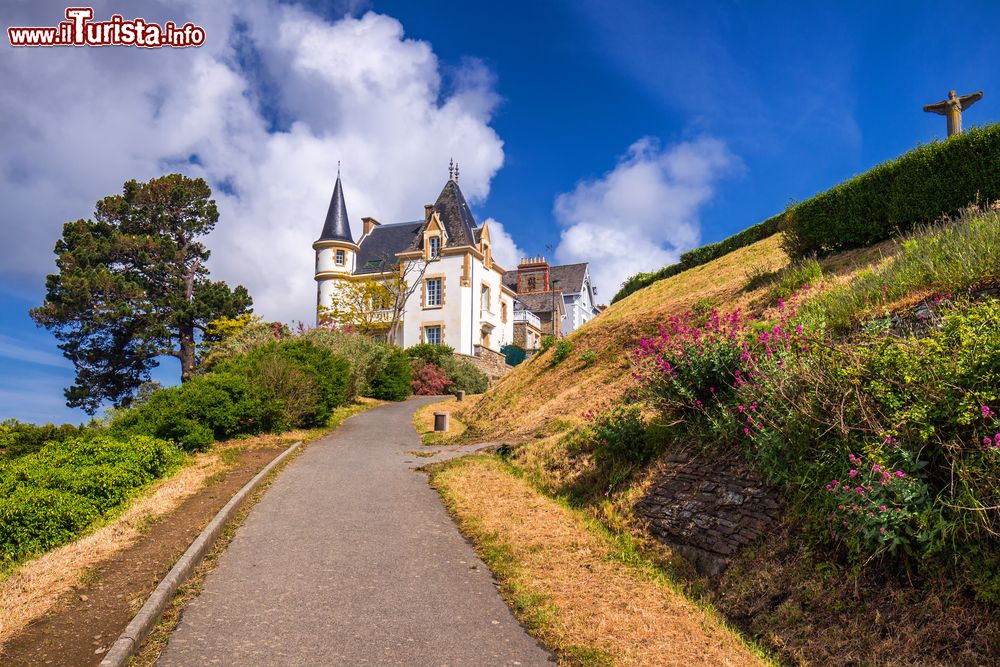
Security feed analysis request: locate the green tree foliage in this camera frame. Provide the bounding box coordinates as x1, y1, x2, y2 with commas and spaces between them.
31, 174, 253, 413
0, 420, 91, 461
406, 343, 456, 367
439, 356, 489, 395
215, 339, 352, 428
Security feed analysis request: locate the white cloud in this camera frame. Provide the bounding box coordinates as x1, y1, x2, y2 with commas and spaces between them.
482, 218, 525, 271
554, 136, 737, 299
0, 1, 504, 323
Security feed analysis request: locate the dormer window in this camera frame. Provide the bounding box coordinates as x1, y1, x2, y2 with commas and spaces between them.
335, 249, 345, 266
429, 236, 441, 258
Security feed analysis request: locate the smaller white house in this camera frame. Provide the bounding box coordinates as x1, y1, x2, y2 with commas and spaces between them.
314, 168, 515, 356
502, 259, 600, 338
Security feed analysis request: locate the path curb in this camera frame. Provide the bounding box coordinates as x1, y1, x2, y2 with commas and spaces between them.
99, 440, 304, 667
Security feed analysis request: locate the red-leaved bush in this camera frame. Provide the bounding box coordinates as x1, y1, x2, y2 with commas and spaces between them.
410, 360, 452, 395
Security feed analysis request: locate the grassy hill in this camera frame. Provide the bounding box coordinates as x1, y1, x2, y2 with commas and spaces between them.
441, 200, 1000, 664
464, 233, 893, 441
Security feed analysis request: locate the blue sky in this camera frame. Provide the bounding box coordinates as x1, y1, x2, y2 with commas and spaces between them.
1, 0, 998, 424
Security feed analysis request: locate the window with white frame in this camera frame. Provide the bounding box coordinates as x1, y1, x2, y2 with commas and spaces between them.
429, 236, 441, 258
481, 284, 491, 312
335, 249, 345, 265
425, 325, 442, 345
426, 277, 442, 306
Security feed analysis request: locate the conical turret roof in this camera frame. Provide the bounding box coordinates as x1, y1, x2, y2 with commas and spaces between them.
317, 174, 354, 243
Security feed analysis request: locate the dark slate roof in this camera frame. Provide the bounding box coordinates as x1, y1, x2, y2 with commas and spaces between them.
424, 179, 478, 248
318, 175, 353, 243
503, 263, 590, 294
550, 263, 589, 293
355, 221, 424, 274
514, 292, 565, 316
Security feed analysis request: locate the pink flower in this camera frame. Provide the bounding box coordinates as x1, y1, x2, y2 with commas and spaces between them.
982, 405, 995, 419
849, 469, 858, 478
880, 505, 887, 512
880, 527, 886, 534
895, 470, 905, 478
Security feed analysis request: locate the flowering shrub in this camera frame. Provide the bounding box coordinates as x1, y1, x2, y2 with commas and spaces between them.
633, 294, 1000, 597
825, 451, 931, 560
410, 361, 452, 395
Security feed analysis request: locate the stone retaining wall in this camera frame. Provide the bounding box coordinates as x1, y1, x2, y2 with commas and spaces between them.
635, 450, 782, 576
457, 346, 512, 384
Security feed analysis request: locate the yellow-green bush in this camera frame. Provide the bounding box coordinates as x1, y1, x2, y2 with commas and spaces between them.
0, 434, 182, 566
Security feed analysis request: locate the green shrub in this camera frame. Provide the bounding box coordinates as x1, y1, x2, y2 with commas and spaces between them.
539, 335, 555, 353
635, 297, 1000, 598
298, 328, 397, 400
0, 434, 182, 566
551, 339, 574, 365
501, 344, 527, 366
440, 356, 489, 395
406, 343, 455, 367
580, 350, 597, 367
781, 123, 1000, 257
113, 373, 276, 451
0, 420, 91, 461
590, 404, 652, 468
742, 264, 779, 292
369, 349, 413, 401
213, 339, 351, 429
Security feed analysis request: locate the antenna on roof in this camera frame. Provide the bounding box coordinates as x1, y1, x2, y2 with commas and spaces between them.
454, 161, 460, 182
448, 158, 454, 181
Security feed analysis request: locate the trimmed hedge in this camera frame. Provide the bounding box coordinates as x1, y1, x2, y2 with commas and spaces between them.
612, 214, 783, 304
613, 122, 1000, 304
781, 123, 1000, 256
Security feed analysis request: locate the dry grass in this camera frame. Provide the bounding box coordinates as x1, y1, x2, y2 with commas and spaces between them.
412, 395, 476, 445
0, 399, 377, 648
431, 455, 771, 666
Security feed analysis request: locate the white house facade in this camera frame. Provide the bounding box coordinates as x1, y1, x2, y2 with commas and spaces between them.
314, 169, 515, 356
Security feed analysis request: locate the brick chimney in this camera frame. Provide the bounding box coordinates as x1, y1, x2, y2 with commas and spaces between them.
362, 217, 381, 236
516, 256, 550, 293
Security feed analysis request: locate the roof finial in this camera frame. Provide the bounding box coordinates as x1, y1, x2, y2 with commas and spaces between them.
448, 158, 454, 181
337, 160, 341, 178
454, 161, 460, 182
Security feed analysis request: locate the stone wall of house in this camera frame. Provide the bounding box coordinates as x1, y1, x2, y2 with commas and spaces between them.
635, 450, 783, 576
456, 345, 512, 384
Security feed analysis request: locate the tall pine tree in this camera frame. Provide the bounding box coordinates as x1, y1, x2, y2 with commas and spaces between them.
32, 174, 253, 413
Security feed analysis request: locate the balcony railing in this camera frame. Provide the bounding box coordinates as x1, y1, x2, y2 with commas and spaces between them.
513, 309, 541, 328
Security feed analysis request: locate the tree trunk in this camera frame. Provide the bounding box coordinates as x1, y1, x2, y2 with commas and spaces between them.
179, 256, 200, 382
179, 325, 196, 382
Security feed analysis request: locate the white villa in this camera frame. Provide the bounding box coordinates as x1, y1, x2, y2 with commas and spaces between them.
314, 167, 515, 356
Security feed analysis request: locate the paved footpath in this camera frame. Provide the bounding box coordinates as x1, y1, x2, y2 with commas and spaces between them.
159, 397, 552, 666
